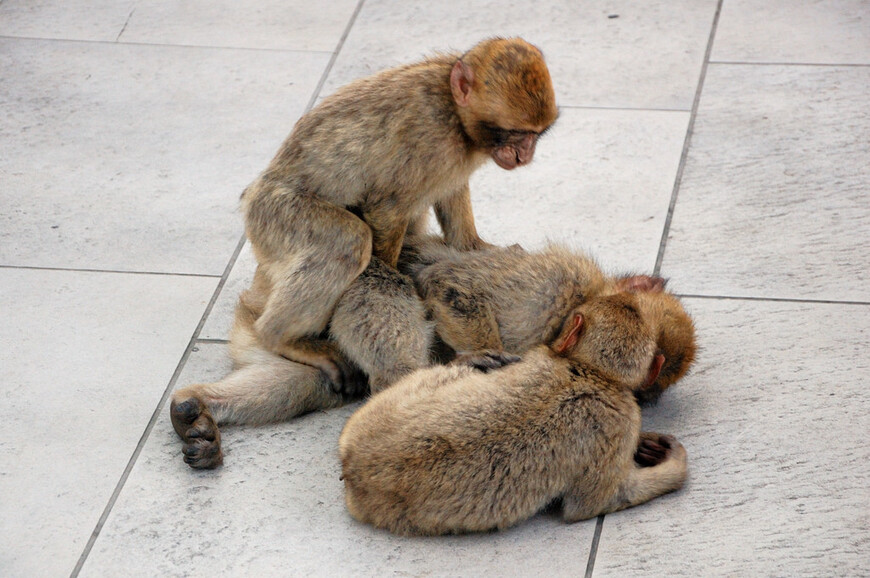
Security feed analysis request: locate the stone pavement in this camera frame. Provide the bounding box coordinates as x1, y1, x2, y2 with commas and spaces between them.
1, 1, 867, 576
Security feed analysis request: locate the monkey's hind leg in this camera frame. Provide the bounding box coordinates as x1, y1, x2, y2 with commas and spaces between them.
170, 356, 350, 469
330, 257, 433, 394
251, 195, 373, 387
561, 433, 688, 521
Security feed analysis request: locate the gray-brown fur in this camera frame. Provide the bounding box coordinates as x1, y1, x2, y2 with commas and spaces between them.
400, 235, 696, 400
338, 292, 690, 536
170, 258, 431, 469
170, 237, 695, 468
240, 38, 557, 387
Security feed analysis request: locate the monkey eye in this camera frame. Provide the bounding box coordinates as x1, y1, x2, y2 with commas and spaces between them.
477, 121, 541, 148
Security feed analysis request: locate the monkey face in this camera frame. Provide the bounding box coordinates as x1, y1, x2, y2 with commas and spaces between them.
475, 122, 552, 170
450, 37, 558, 170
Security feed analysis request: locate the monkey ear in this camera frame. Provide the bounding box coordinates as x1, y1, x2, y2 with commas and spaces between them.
450, 60, 474, 107
617, 275, 666, 293
641, 354, 666, 389
555, 313, 583, 355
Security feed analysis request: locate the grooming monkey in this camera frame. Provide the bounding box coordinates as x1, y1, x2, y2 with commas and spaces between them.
338, 291, 691, 536
170, 240, 695, 468
242, 37, 558, 388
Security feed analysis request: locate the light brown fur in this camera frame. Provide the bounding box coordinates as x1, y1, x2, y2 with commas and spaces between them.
401, 235, 696, 401
338, 292, 691, 536
171, 241, 695, 469
241, 38, 558, 386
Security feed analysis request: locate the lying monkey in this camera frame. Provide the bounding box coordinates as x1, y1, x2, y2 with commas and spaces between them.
400, 234, 696, 404
339, 291, 691, 535
171, 239, 694, 468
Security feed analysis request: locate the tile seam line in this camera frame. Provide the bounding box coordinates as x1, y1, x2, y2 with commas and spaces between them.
114, 6, 134, 42
305, 0, 366, 111
68, 0, 366, 568
0, 264, 221, 278
584, 515, 605, 578
0, 34, 333, 55
653, 0, 724, 277
676, 293, 870, 306
559, 104, 690, 113
709, 60, 870, 68
69, 233, 248, 578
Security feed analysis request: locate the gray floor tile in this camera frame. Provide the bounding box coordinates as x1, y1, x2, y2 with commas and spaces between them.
0, 0, 135, 42
0, 268, 217, 577
0, 38, 328, 275
661, 64, 870, 301
120, 0, 359, 52
592, 298, 870, 576
321, 0, 718, 109
470, 107, 689, 274
81, 344, 597, 577
713, 0, 870, 64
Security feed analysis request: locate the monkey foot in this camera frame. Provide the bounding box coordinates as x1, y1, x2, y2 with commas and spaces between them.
170, 397, 223, 469
323, 357, 368, 399
634, 434, 675, 467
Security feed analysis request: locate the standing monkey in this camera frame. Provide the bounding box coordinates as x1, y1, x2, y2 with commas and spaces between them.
242, 38, 558, 387
338, 291, 692, 536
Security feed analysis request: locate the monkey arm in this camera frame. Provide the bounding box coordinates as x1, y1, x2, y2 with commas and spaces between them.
363, 206, 409, 268
434, 184, 491, 251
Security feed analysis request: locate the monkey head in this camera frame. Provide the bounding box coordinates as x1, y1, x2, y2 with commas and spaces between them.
614, 275, 697, 403
552, 293, 662, 391
630, 290, 696, 404
451, 37, 559, 170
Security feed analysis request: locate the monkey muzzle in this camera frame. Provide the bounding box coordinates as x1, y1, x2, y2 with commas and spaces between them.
492, 135, 537, 170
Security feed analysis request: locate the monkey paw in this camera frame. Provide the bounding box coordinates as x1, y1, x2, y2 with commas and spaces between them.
454, 350, 522, 373
320, 356, 368, 398
170, 397, 223, 469
634, 433, 677, 468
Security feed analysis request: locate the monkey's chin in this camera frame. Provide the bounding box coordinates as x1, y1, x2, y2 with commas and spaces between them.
491, 149, 521, 170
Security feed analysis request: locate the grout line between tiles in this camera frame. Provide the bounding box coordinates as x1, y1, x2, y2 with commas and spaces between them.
653, 0, 724, 277
69, 1, 366, 571
0, 263, 221, 278
114, 7, 134, 42
69, 234, 248, 578
305, 0, 366, 112
0, 34, 333, 55
676, 293, 870, 306
584, 515, 605, 578
709, 60, 870, 68
559, 104, 690, 113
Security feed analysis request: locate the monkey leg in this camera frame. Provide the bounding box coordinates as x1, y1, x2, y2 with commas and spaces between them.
330, 257, 432, 394
251, 194, 373, 381
170, 356, 350, 469
270, 337, 367, 397
561, 433, 687, 521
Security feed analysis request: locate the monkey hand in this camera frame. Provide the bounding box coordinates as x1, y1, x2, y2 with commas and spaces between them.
453, 350, 522, 373
634, 433, 683, 468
